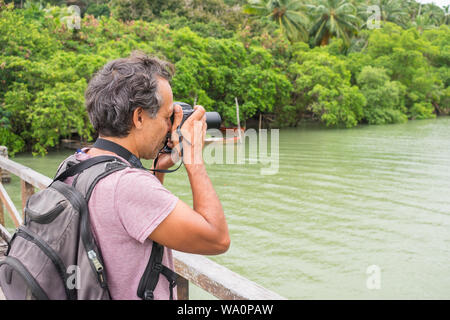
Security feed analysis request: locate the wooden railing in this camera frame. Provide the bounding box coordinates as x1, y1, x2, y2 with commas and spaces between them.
0, 156, 285, 300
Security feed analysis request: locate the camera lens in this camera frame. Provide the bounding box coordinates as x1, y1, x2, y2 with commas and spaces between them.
205, 112, 221, 129
172, 102, 222, 129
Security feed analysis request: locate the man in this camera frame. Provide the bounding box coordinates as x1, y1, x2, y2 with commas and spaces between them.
69, 51, 230, 299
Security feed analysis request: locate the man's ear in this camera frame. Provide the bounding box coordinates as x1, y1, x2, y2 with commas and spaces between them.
132, 107, 144, 129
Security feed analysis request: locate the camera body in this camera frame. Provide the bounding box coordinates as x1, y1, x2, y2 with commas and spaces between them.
161, 101, 221, 153
171, 102, 196, 128
171, 101, 222, 129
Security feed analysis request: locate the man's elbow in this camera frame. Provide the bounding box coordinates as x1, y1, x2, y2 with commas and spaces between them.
216, 234, 231, 254
206, 232, 230, 255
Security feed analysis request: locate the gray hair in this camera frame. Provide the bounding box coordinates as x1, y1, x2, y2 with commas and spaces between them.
85, 51, 174, 137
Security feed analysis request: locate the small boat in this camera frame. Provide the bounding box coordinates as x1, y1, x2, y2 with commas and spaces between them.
204, 127, 245, 145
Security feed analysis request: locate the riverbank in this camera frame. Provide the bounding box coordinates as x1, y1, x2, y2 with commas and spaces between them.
1, 4, 448, 157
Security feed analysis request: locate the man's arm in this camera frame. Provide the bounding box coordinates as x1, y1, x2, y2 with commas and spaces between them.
149, 164, 229, 255
148, 106, 230, 255
150, 163, 167, 184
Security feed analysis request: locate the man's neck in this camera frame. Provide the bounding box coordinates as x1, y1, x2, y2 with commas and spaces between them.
86, 136, 139, 159
95, 136, 139, 158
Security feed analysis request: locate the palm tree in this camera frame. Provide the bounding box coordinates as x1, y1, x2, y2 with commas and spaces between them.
306, 0, 360, 47
443, 5, 450, 25
357, 0, 409, 28
413, 12, 437, 33
420, 3, 445, 26
403, 0, 421, 20
243, 0, 310, 41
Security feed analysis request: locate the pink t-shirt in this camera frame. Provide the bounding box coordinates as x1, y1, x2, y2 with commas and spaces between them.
65, 149, 179, 300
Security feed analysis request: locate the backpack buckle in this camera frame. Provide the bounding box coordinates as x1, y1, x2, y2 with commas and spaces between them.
153, 263, 162, 272
105, 160, 126, 171
143, 290, 154, 300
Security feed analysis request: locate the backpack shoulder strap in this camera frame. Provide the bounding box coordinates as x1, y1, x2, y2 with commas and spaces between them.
137, 242, 178, 300
51, 155, 130, 295
70, 156, 129, 202
52, 155, 124, 183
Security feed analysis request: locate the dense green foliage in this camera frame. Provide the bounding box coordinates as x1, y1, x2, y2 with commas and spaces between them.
0, 0, 449, 155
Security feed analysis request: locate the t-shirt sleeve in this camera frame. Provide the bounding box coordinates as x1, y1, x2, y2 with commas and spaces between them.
115, 169, 179, 244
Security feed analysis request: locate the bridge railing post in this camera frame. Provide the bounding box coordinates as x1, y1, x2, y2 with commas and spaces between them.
176, 275, 189, 300
21, 179, 34, 219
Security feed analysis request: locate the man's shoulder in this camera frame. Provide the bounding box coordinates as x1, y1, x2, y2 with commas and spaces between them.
114, 166, 163, 188
89, 165, 165, 205
67, 151, 160, 185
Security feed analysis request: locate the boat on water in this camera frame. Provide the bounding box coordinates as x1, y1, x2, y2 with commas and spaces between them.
205, 126, 245, 145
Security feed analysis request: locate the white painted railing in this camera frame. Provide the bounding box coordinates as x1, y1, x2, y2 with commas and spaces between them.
0, 156, 285, 300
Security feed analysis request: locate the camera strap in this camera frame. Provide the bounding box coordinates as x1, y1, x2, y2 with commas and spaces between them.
93, 138, 145, 169
151, 126, 185, 174
92, 134, 185, 174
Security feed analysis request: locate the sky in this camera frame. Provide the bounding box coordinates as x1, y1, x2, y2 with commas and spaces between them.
415, 0, 449, 7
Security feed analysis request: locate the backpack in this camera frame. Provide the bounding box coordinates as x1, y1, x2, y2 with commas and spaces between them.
0, 154, 178, 300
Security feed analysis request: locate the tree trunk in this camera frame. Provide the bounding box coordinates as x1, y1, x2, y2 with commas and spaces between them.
321, 30, 330, 46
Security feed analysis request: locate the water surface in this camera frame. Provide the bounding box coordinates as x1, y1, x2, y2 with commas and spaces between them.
3, 117, 450, 299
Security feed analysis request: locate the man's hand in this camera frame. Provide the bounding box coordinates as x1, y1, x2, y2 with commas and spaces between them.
148, 104, 229, 255
152, 104, 184, 171
168, 104, 207, 169
151, 104, 207, 176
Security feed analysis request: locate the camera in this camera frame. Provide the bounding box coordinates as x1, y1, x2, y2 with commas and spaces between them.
161, 102, 222, 153
171, 102, 222, 129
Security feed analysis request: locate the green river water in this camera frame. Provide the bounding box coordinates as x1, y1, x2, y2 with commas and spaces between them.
2, 117, 450, 299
